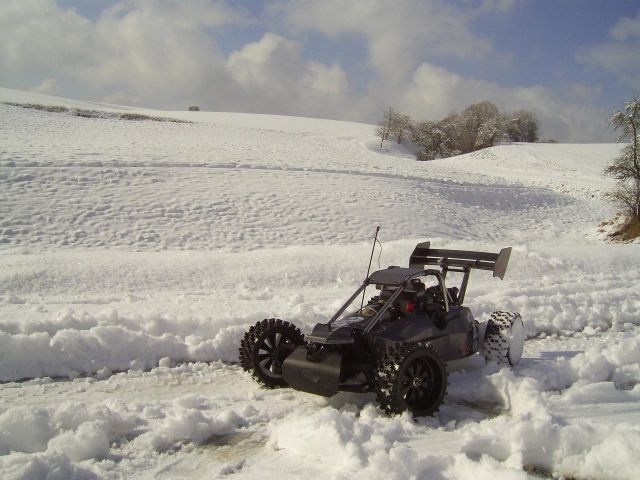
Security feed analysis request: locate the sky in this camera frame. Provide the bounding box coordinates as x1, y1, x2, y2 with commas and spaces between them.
1, 0, 639, 142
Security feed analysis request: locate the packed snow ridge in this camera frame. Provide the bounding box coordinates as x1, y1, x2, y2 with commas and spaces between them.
0, 87, 638, 480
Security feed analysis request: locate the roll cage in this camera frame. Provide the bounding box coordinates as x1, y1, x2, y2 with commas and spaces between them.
326, 242, 511, 336
328, 267, 449, 335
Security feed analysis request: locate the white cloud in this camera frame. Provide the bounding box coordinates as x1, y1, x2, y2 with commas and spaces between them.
610, 11, 640, 41
401, 63, 612, 142
0, 0, 95, 75
267, 0, 612, 140
102, 0, 248, 28
226, 33, 354, 118
566, 83, 604, 101
0, 0, 615, 141
273, 0, 494, 82
578, 11, 640, 88
227, 33, 303, 90
227, 34, 348, 96
0, 0, 244, 108
0, 0, 355, 118
305, 62, 348, 96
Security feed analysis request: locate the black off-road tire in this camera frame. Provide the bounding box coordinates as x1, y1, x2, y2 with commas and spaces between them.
375, 342, 447, 417
239, 318, 304, 388
482, 311, 524, 366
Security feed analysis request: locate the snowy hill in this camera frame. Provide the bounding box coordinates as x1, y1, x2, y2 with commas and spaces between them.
1, 88, 639, 480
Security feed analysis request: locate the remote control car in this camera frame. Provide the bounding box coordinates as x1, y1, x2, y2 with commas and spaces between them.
239, 241, 524, 416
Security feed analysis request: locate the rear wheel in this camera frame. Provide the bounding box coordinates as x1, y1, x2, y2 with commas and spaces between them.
239, 318, 304, 388
375, 343, 447, 417
481, 311, 524, 365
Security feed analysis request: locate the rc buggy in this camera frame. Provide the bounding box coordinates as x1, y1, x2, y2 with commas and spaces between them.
239, 241, 524, 416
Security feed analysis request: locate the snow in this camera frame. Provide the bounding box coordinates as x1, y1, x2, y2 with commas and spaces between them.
1, 86, 639, 479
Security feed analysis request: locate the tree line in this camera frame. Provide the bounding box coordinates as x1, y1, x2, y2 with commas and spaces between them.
376, 101, 539, 160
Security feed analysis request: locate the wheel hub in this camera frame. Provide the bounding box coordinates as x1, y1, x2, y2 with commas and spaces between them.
412, 376, 423, 387
275, 343, 291, 363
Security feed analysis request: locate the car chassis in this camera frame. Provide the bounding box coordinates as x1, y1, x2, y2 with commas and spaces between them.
239, 241, 524, 416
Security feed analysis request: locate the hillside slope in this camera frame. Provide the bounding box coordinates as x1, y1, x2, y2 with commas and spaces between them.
1, 88, 638, 480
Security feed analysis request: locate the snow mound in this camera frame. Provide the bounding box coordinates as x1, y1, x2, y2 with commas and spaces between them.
458, 368, 640, 480
0, 452, 96, 480
430, 142, 622, 199
0, 314, 246, 381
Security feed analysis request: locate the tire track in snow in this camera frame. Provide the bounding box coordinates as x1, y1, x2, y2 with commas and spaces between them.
1, 164, 580, 252
1, 160, 580, 197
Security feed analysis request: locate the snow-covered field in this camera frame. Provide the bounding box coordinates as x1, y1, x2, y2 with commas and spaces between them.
1, 86, 639, 479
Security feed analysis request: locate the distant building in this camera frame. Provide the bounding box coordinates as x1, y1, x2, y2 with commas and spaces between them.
188, 106, 200, 112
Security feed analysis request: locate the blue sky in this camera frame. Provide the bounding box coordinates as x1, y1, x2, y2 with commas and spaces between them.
2, 0, 639, 141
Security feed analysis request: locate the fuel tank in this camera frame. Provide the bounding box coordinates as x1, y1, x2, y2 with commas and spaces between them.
303, 311, 371, 345
282, 346, 342, 397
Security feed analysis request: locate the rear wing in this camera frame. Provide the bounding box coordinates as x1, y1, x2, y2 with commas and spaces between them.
409, 242, 512, 280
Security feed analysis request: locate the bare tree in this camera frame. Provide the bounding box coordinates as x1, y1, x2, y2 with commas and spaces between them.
604, 94, 640, 235
475, 116, 502, 150
506, 110, 539, 143
376, 106, 395, 148
451, 101, 502, 154
411, 120, 454, 160
390, 113, 412, 144
377, 100, 541, 161
438, 113, 461, 151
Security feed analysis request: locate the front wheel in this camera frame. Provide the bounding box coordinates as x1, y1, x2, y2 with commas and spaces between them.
239, 318, 304, 388
375, 343, 447, 417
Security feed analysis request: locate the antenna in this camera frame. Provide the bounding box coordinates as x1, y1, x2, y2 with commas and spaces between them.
361, 226, 380, 309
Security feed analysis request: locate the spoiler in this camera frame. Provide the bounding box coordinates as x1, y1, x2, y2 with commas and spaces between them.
409, 242, 512, 280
